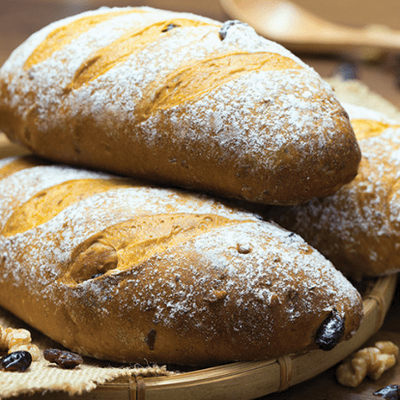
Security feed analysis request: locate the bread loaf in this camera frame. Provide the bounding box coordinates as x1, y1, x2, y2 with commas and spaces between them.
0, 155, 363, 364
266, 104, 400, 279
0, 7, 361, 205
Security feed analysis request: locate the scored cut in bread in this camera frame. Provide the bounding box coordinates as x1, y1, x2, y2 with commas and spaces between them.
0, 7, 360, 205
0, 156, 363, 365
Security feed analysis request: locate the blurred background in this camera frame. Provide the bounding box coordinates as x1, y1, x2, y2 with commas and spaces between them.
279, 0, 400, 30
1, 0, 400, 108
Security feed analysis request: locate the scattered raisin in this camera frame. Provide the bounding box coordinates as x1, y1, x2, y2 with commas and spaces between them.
315, 309, 345, 351
374, 385, 399, 400
0, 351, 32, 372
43, 349, 83, 369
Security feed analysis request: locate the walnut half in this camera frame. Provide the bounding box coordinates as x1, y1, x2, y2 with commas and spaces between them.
336, 341, 399, 387
0, 325, 40, 361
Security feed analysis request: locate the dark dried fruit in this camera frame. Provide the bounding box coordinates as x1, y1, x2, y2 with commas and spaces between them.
374, 385, 399, 400
161, 24, 178, 33
43, 348, 83, 369
315, 309, 345, 351
219, 20, 246, 40
0, 350, 32, 372
90, 272, 104, 279
144, 329, 157, 351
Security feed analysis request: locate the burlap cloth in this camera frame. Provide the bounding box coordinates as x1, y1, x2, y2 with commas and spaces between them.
0, 307, 175, 399
0, 77, 399, 399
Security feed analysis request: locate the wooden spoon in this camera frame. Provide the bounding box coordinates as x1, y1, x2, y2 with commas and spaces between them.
219, 0, 400, 53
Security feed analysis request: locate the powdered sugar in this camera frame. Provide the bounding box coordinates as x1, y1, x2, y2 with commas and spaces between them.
138, 221, 360, 332
0, 156, 16, 170
0, 6, 357, 205
152, 68, 340, 170
0, 163, 258, 285
267, 104, 400, 277
0, 165, 110, 230
0, 161, 362, 359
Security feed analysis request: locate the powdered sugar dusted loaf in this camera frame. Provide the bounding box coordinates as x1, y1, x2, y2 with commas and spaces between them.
266, 104, 400, 279
0, 156, 363, 364
0, 7, 360, 205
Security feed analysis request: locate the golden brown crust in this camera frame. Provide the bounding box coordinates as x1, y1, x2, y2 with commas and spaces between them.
0, 154, 45, 180
2, 178, 131, 237
266, 104, 400, 279
0, 7, 361, 205
0, 156, 363, 364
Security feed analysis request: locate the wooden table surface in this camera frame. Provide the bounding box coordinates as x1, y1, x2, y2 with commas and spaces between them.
1, 1, 400, 399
